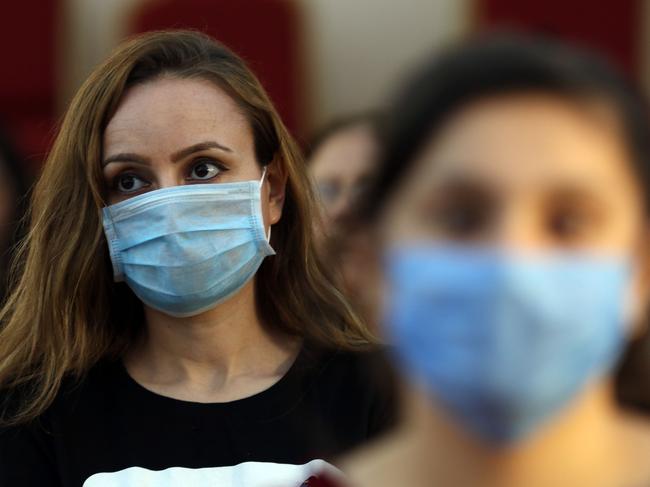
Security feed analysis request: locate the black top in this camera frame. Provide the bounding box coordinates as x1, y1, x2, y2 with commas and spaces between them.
0, 344, 397, 487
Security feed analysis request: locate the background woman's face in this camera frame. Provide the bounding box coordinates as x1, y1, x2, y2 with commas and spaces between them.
102, 77, 283, 228
309, 124, 377, 235
381, 94, 646, 257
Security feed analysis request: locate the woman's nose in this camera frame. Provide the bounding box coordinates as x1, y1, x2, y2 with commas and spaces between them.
490, 204, 544, 251
155, 167, 186, 190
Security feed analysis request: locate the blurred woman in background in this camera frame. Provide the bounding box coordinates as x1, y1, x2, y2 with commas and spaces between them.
307, 114, 381, 329
308, 113, 379, 242
319, 35, 650, 487
0, 31, 395, 487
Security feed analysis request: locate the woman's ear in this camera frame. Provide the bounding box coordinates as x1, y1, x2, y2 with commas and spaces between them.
264, 158, 288, 226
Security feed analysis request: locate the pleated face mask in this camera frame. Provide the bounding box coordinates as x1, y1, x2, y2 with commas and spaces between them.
102, 169, 275, 317
383, 245, 630, 444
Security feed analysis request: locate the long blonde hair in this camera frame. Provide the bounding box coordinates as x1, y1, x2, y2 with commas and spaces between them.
0, 30, 373, 425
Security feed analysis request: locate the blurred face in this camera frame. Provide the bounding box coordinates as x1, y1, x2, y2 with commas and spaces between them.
376, 93, 650, 444
103, 76, 284, 227
381, 94, 646, 260
309, 123, 376, 234
376, 93, 650, 344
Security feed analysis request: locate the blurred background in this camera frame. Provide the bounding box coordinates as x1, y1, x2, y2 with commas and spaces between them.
1, 0, 647, 175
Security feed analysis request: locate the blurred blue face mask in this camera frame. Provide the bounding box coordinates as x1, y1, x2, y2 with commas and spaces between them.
384, 245, 630, 444
102, 169, 274, 317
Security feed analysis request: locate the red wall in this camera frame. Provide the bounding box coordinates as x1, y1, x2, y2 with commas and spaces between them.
477, 0, 642, 78
0, 1, 61, 166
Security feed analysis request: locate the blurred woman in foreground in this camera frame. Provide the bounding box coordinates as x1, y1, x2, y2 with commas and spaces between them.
321, 35, 650, 487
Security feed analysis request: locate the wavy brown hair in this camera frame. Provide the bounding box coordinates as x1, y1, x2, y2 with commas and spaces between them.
0, 30, 373, 425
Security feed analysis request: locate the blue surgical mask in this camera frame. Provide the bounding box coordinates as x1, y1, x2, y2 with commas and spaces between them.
102, 170, 274, 317
384, 245, 630, 444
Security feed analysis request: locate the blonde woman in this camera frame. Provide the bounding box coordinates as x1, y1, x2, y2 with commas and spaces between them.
0, 31, 395, 487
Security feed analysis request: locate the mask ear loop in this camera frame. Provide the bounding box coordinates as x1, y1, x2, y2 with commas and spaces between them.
259, 166, 272, 242
259, 166, 268, 188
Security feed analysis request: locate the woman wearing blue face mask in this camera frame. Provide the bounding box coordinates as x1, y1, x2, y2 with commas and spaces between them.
0, 31, 397, 487
313, 35, 650, 487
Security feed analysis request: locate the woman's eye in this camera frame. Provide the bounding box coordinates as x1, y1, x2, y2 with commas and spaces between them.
426, 185, 493, 241
189, 160, 221, 181
548, 210, 590, 240
317, 181, 341, 206
116, 174, 148, 194
436, 206, 488, 239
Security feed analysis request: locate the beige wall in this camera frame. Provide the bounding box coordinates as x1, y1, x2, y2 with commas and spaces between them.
301, 0, 470, 130
61, 0, 143, 105
61, 0, 470, 128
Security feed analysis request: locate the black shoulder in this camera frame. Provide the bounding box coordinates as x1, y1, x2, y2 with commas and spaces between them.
0, 395, 60, 485
1, 359, 122, 428
303, 343, 401, 439
305, 343, 398, 383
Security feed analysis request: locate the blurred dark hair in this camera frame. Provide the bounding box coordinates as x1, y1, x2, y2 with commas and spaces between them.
362, 33, 650, 412
306, 112, 381, 161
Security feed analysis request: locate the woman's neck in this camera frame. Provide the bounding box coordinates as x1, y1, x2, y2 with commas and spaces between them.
347, 382, 650, 487
416, 383, 650, 486
124, 279, 301, 402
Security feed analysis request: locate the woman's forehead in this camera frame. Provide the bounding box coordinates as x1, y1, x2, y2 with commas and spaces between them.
103, 77, 252, 158
408, 94, 635, 194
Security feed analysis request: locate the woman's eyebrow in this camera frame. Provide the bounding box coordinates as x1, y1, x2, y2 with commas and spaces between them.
102, 153, 150, 167
171, 140, 234, 162
102, 141, 234, 167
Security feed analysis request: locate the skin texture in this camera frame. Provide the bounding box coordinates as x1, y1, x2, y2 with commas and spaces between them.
102, 76, 299, 403
345, 94, 650, 487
